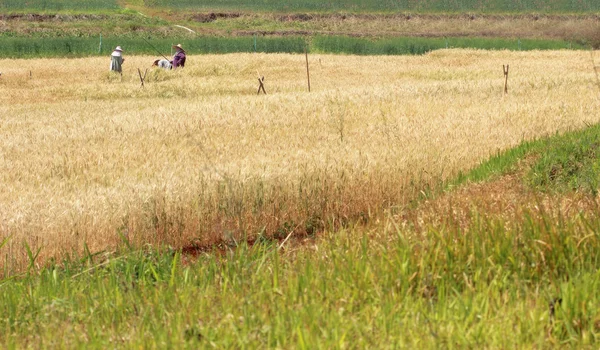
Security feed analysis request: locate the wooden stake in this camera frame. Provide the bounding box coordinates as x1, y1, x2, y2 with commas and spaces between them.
592, 49, 600, 92
138, 68, 148, 88
257, 76, 266, 95
305, 47, 311, 92
503, 64, 509, 94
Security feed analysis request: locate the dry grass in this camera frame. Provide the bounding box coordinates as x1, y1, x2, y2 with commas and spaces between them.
0, 50, 598, 272
3, 14, 599, 41
277, 14, 600, 40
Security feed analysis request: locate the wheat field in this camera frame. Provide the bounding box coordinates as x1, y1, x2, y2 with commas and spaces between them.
0, 50, 598, 272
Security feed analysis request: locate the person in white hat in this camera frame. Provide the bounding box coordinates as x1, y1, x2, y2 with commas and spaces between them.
171, 44, 186, 69
110, 46, 125, 73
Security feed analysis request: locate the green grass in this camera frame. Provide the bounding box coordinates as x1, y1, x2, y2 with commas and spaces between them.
2, 0, 600, 13
1, 212, 599, 347
0, 35, 584, 58
142, 0, 600, 13
2, 0, 599, 14
0, 36, 307, 58
451, 123, 600, 194
0, 0, 120, 11
529, 123, 600, 194
313, 36, 584, 55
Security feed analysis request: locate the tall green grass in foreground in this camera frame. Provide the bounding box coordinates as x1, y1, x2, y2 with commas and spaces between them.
0, 35, 583, 58
1, 124, 600, 347
1, 212, 598, 347
143, 0, 600, 13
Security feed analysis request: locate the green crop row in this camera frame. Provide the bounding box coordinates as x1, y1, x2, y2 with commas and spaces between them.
0, 36, 307, 58
0, 35, 585, 58
312, 36, 585, 55
0, 0, 120, 11
2, 0, 599, 13
144, 0, 600, 13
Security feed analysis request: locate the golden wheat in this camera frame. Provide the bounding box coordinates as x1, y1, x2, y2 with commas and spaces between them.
0, 50, 597, 271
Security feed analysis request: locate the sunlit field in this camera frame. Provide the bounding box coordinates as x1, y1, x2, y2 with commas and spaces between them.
0, 50, 598, 272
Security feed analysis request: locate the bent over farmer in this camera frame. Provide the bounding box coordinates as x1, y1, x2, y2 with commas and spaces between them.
153, 59, 172, 70
172, 44, 186, 69
110, 46, 125, 73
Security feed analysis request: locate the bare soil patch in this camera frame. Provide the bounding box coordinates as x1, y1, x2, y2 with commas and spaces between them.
190, 12, 242, 23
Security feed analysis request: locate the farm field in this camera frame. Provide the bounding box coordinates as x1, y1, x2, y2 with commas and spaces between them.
0, 49, 598, 273
143, 0, 600, 12
2, 0, 600, 13
2, 0, 600, 347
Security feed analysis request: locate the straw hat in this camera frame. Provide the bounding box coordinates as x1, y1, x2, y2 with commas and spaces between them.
114, 46, 123, 52
172, 44, 185, 52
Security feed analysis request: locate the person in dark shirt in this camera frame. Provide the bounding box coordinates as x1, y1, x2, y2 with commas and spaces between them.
172, 44, 186, 69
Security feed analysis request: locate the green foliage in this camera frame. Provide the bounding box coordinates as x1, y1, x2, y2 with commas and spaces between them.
451, 123, 600, 195
2, 0, 600, 12
529, 125, 600, 194
1, 212, 599, 347
451, 137, 542, 186
1, 0, 119, 11
142, 0, 600, 13
0, 35, 583, 58
313, 36, 584, 55
313, 36, 443, 55
0, 36, 306, 58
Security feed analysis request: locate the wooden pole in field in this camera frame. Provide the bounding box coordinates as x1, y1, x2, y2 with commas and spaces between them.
592, 49, 600, 92
305, 46, 311, 92
257, 76, 266, 95
503, 64, 509, 94
138, 68, 148, 88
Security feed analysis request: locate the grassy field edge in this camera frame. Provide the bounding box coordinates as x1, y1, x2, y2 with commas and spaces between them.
2, 122, 600, 347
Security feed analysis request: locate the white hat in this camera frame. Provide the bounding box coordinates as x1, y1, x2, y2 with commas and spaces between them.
172, 44, 185, 52
114, 46, 123, 52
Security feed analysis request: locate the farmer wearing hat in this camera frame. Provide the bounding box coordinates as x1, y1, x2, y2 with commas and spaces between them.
110, 46, 125, 73
172, 44, 186, 69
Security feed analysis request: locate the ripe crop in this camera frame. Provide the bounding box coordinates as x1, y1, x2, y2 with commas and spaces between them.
0, 50, 597, 272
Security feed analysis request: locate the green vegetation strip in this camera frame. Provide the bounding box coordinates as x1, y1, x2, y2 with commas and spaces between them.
312, 36, 584, 55
1, 215, 599, 347
2, 0, 600, 12
0, 0, 120, 11
142, 0, 600, 13
529, 124, 600, 194
0, 36, 584, 58
0, 36, 307, 58
453, 123, 600, 194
